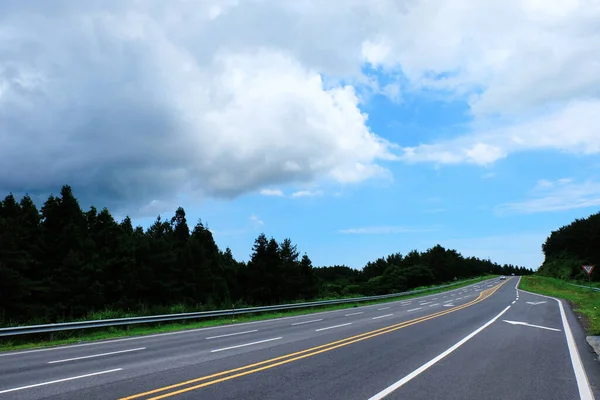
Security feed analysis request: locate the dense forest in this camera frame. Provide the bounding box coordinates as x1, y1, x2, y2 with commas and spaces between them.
0, 186, 532, 326
538, 211, 599, 281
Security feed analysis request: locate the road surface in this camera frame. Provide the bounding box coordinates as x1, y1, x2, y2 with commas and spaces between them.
1, 277, 598, 399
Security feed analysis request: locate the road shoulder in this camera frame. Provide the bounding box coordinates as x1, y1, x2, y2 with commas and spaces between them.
519, 286, 600, 399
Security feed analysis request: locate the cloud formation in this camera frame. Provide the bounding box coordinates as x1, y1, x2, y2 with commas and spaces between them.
496, 178, 600, 214
0, 1, 395, 214
400, 100, 600, 165
259, 189, 285, 197
1, 0, 598, 214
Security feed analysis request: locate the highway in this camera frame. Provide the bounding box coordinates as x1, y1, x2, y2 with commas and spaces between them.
1, 277, 598, 399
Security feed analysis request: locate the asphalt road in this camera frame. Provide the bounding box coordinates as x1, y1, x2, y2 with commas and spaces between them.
1, 277, 598, 400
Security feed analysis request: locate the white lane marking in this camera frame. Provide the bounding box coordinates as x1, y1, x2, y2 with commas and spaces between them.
455, 297, 462, 300
377, 307, 390, 311
211, 337, 282, 353
419, 302, 432, 305
443, 304, 454, 307
206, 330, 258, 339
512, 301, 516, 304
290, 319, 323, 326
526, 301, 546, 305
442, 296, 447, 298
519, 283, 594, 400
503, 320, 561, 332
407, 308, 422, 312
443, 300, 453, 303
345, 312, 363, 316
368, 305, 511, 400
372, 314, 394, 320
431, 298, 438, 300
0, 278, 496, 358
0, 368, 123, 394
428, 304, 439, 307
450, 294, 456, 296
48, 348, 145, 364
315, 323, 352, 332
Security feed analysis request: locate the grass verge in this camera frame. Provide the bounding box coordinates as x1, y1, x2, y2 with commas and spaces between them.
520, 275, 600, 335
0, 275, 495, 352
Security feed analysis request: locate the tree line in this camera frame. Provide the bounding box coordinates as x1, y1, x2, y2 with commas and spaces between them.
0, 185, 532, 326
538, 211, 599, 281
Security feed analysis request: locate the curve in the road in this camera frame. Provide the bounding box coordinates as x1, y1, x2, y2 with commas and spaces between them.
120, 281, 509, 400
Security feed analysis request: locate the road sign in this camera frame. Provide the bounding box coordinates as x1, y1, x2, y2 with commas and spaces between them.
582, 265, 594, 275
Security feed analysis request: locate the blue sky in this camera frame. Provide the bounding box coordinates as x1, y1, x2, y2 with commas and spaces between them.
2, 1, 599, 270
180, 96, 597, 269
134, 83, 599, 269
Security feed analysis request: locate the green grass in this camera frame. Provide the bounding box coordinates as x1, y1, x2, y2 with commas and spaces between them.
0, 275, 495, 352
520, 275, 600, 335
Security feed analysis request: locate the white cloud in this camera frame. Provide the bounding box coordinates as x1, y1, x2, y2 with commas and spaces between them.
401, 100, 600, 165
1, 0, 599, 209
496, 179, 600, 214
137, 199, 176, 218
260, 189, 284, 197
249, 214, 264, 226
362, 0, 600, 117
0, 1, 396, 212
338, 226, 438, 234
292, 189, 323, 198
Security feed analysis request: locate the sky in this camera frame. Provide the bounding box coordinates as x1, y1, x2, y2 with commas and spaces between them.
1, 0, 599, 270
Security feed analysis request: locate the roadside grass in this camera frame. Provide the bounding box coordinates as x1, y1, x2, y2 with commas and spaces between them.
520, 275, 600, 335
0, 275, 495, 352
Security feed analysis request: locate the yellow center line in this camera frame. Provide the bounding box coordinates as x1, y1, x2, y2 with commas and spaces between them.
121, 279, 509, 400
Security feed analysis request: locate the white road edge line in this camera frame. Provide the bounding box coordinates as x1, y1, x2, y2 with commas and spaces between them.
210, 337, 282, 353
368, 305, 511, 400
407, 307, 422, 312
0, 368, 123, 394
345, 312, 363, 316
372, 314, 393, 320
315, 323, 352, 332
518, 280, 594, 400
48, 348, 145, 364
205, 330, 258, 339
291, 319, 323, 326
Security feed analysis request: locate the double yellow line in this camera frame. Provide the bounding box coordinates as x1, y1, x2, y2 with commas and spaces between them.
121, 280, 509, 399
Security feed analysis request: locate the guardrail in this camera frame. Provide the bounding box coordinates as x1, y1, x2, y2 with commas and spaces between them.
0, 277, 486, 338
564, 282, 600, 292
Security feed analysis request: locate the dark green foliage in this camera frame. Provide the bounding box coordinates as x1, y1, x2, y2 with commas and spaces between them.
538, 212, 600, 281
0, 185, 533, 326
